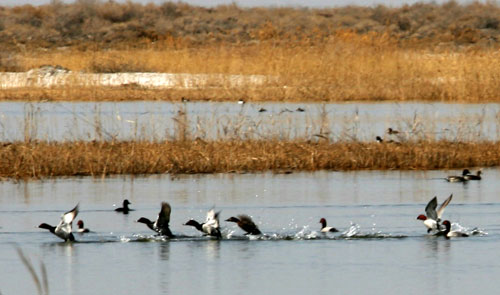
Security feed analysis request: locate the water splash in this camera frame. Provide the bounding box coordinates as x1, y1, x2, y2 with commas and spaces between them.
342, 222, 360, 237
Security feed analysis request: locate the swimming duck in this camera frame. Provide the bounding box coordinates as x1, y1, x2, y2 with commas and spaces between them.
416, 194, 453, 233
76, 220, 90, 233
137, 202, 174, 237
115, 199, 133, 214
258, 108, 267, 113
436, 220, 469, 238
184, 208, 222, 239
38, 204, 79, 242
446, 169, 470, 182
225, 215, 262, 235
464, 170, 482, 180
319, 218, 339, 233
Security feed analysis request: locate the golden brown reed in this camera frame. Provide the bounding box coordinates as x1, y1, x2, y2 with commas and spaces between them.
0, 140, 497, 179
4, 39, 500, 103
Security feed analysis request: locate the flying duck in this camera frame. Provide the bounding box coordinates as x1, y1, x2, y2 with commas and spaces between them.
387, 128, 399, 135
446, 169, 470, 182
38, 204, 79, 242
184, 208, 222, 239
115, 199, 133, 214
319, 218, 339, 233
76, 220, 90, 233
464, 170, 482, 180
436, 220, 469, 238
416, 194, 453, 233
137, 202, 174, 237
225, 215, 262, 235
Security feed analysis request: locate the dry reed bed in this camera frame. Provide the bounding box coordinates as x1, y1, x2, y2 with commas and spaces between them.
4, 41, 500, 102
0, 140, 497, 179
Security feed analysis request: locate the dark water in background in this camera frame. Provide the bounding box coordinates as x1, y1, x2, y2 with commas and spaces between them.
1, 101, 500, 142
0, 169, 498, 295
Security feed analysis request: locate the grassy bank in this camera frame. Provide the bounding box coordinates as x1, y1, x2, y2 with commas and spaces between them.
3, 44, 500, 103
0, 140, 497, 179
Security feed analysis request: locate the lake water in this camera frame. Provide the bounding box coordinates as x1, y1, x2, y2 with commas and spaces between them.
0, 168, 497, 295
1, 101, 500, 142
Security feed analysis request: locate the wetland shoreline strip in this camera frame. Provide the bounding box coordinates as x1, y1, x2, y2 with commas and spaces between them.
1, 140, 498, 179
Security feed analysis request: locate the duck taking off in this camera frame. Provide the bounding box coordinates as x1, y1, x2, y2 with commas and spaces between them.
184, 208, 222, 239
225, 215, 262, 235
137, 202, 174, 237
38, 204, 79, 242
416, 194, 453, 233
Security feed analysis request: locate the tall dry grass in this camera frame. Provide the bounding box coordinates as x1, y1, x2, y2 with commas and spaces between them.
0, 140, 498, 179
1, 36, 500, 102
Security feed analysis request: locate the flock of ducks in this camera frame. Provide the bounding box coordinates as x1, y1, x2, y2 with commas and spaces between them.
39, 190, 475, 241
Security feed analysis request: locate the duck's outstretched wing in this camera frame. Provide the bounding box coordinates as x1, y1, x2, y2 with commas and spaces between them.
156, 202, 171, 227
55, 204, 79, 240
206, 208, 220, 229
425, 197, 438, 220
437, 194, 453, 220
60, 204, 79, 226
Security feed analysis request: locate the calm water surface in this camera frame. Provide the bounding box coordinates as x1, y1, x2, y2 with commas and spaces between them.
0, 169, 498, 295
1, 101, 500, 142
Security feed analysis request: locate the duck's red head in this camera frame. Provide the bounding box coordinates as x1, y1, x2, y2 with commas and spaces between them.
77, 220, 84, 228
441, 220, 451, 226
416, 214, 427, 221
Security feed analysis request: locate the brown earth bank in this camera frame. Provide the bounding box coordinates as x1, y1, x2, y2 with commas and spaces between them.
0, 140, 497, 179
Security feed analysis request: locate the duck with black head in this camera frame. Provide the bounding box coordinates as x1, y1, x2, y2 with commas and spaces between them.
184, 208, 222, 239
137, 202, 174, 237
115, 199, 133, 214
445, 169, 470, 183
38, 204, 79, 242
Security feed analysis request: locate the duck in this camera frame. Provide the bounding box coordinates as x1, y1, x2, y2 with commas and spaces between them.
464, 170, 482, 180
296, 107, 305, 112
319, 218, 339, 233
387, 127, 399, 135
137, 202, 174, 237
446, 169, 470, 182
376, 136, 384, 143
416, 194, 453, 233
258, 108, 267, 113
38, 204, 79, 242
225, 215, 261, 235
238, 99, 245, 105
76, 220, 90, 233
436, 220, 469, 238
184, 208, 222, 239
115, 199, 133, 214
